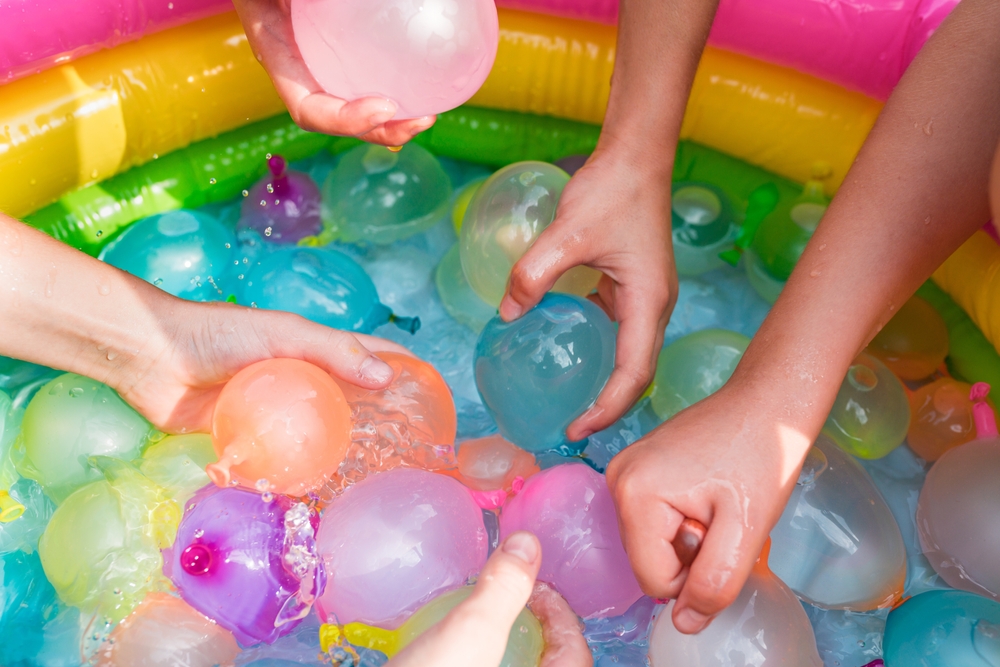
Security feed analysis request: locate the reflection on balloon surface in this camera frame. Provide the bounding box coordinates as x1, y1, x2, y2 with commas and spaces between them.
907, 378, 976, 461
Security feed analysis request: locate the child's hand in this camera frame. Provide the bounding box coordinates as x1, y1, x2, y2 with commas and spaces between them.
499, 145, 676, 440
232, 0, 435, 145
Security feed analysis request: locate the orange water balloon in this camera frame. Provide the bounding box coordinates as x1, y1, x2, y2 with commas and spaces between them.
207, 359, 352, 496
456, 434, 539, 492
867, 296, 949, 381
907, 377, 977, 461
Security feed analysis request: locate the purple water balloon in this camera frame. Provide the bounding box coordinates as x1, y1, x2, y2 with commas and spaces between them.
164, 485, 320, 646
500, 463, 643, 618
315, 468, 488, 629
240, 155, 322, 244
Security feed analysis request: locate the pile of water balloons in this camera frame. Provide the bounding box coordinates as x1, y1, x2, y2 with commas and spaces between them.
2, 142, 999, 667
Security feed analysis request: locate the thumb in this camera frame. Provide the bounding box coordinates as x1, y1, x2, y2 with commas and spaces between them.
499, 225, 589, 322
460, 532, 543, 625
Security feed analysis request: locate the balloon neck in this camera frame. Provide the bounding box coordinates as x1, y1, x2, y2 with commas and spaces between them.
720, 182, 780, 266
861, 662, 884, 667
267, 154, 291, 196
389, 313, 421, 334
971, 382, 998, 438
180, 543, 213, 576
469, 487, 508, 510
0, 490, 24, 523
320, 622, 400, 658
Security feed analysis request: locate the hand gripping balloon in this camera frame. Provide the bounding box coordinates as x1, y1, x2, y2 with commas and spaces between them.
164, 486, 324, 646
867, 295, 949, 381
475, 294, 615, 452
241, 246, 420, 334
460, 161, 600, 307
316, 468, 488, 629
319, 586, 543, 667
648, 541, 823, 667
650, 329, 750, 421
96, 592, 240, 667
499, 463, 643, 618
670, 182, 738, 276
291, 0, 500, 119
206, 359, 352, 497
768, 435, 906, 611
100, 210, 237, 302
240, 155, 322, 244
883, 590, 1000, 667
907, 377, 978, 461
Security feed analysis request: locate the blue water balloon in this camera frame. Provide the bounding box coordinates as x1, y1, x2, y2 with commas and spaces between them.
475, 294, 615, 452
99, 209, 236, 301
0, 549, 59, 665
883, 590, 1000, 666
241, 246, 418, 334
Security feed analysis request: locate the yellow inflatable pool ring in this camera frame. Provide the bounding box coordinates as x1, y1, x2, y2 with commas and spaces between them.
933, 230, 1000, 355
470, 8, 884, 193
0, 12, 283, 219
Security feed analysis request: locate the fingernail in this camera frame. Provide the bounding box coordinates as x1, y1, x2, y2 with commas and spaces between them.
675, 607, 710, 633
499, 299, 523, 322
502, 532, 539, 564
359, 356, 393, 384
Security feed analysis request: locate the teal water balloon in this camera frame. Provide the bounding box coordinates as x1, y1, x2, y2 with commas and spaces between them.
650, 329, 749, 421
475, 293, 615, 452
241, 246, 418, 334
670, 182, 737, 276
322, 143, 452, 245
99, 209, 236, 301
883, 590, 1000, 667
435, 243, 496, 333
0, 478, 54, 555
0, 549, 58, 666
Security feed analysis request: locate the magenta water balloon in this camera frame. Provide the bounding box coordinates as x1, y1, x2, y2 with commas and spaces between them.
315, 468, 488, 629
240, 155, 322, 244
499, 463, 642, 618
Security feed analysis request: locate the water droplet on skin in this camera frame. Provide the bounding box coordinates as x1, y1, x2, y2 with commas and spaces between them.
106, 350, 118, 361
810, 269, 821, 277
923, 121, 934, 136
97, 284, 111, 296
925, 216, 931, 225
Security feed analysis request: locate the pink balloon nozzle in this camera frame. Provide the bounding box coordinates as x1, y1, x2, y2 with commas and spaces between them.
971, 382, 998, 439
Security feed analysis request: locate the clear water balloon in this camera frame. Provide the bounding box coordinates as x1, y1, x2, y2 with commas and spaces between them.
650, 329, 749, 421
670, 182, 737, 276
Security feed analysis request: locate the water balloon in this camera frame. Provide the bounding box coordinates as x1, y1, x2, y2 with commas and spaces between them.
650, 329, 749, 421
240, 155, 322, 244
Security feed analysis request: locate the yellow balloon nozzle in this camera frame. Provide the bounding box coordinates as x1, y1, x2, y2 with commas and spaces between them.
320, 622, 401, 658
0, 490, 25, 523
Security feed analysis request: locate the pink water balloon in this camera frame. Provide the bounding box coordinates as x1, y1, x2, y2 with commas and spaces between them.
291, 0, 500, 119
499, 463, 643, 618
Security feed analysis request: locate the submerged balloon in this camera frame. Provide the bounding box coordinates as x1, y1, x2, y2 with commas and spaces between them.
320, 586, 543, 667
456, 434, 539, 492
823, 352, 910, 459
38, 459, 180, 623
460, 161, 600, 307
883, 590, 1000, 667
436, 243, 496, 334
670, 182, 737, 276
499, 464, 643, 618
0, 478, 54, 555
475, 294, 615, 452
650, 329, 749, 421
316, 468, 488, 629
867, 296, 949, 381
242, 246, 416, 334
14, 373, 152, 502
139, 433, 217, 504
749, 171, 829, 284
648, 549, 822, 667
452, 178, 487, 234
321, 143, 452, 245
165, 486, 321, 646
291, 0, 499, 119
0, 549, 58, 666
907, 378, 977, 462
100, 210, 235, 301
97, 592, 240, 667
207, 359, 352, 496
769, 435, 906, 610
918, 438, 1000, 601
240, 155, 322, 244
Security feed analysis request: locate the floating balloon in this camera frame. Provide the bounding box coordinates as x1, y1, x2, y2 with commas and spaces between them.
96, 592, 240, 667
883, 590, 1000, 667
769, 435, 906, 610
456, 434, 539, 492
0, 478, 54, 554
918, 438, 1000, 601
165, 486, 321, 646
0, 549, 58, 666
452, 177, 487, 234
823, 352, 910, 459
475, 294, 615, 452
14, 374, 152, 502
436, 243, 496, 333
907, 378, 977, 461
460, 161, 600, 307
38, 459, 179, 623
139, 433, 218, 504
291, 0, 499, 119
671, 182, 738, 276
499, 464, 643, 618
321, 143, 452, 245
241, 246, 418, 334
316, 468, 488, 629
749, 169, 829, 284
207, 359, 352, 496
648, 547, 823, 667
320, 586, 543, 667
240, 155, 322, 244
650, 329, 749, 421
100, 210, 235, 301
867, 296, 949, 381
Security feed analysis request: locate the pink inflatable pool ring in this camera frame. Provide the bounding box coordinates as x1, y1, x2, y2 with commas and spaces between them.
495, 0, 958, 100
0, 0, 231, 84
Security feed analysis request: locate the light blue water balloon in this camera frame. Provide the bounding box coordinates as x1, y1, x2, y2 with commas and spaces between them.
475, 293, 615, 452
0, 549, 58, 665
884, 590, 1000, 667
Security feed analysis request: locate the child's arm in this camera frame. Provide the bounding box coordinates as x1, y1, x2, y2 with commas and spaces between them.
607, 0, 1000, 634
0, 213, 404, 432
232, 0, 435, 146
499, 0, 721, 440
